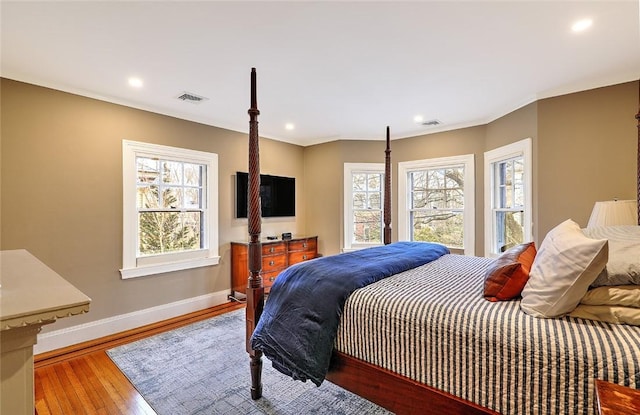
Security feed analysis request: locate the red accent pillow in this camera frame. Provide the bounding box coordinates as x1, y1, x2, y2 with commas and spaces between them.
484, 242, 537, 302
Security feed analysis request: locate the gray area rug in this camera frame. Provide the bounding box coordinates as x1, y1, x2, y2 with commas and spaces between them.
107, 308, 391, 414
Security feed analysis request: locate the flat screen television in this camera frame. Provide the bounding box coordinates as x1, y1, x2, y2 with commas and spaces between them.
235, 172, 296, 218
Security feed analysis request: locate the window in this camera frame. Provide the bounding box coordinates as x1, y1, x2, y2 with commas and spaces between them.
343, 163, 384, 251
484, 138, 532, 257
121, 140, 219, 279
398, 155, 475, 255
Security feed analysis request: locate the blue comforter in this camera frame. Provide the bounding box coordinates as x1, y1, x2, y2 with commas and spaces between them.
250, 241, 449, 386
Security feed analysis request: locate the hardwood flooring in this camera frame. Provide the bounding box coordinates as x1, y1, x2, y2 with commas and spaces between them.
34, 302, 245, 415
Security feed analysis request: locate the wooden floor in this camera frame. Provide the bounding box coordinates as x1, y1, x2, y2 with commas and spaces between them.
34, 302, 245, 415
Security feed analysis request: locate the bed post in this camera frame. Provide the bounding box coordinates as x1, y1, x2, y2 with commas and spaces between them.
384, 126, 392, 245
246, 67, 265, 400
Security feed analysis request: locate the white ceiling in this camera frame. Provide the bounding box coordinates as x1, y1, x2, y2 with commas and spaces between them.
1, 1, 639, 147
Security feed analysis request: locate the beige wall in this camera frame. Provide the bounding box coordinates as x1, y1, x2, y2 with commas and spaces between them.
303, 140, 343, 255
303, 81, 638, 256
0, 79, 305, 331
303, 140, 387, 255
1, 78, 638, 335
485, 102, 539, 242
303, 127, 486, 255
536, 81, 638, 237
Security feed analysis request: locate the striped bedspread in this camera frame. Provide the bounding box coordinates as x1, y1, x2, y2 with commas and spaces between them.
335, 254, 640, 415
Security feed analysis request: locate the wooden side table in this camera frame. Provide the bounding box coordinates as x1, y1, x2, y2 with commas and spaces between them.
595, 379, 640, 414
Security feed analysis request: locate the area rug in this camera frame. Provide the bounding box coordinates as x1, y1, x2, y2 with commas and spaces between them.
107, 308, 391, 414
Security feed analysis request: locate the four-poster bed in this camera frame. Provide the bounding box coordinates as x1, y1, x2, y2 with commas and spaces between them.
244, 69, 640, 414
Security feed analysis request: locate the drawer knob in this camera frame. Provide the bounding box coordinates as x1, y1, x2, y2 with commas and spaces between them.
269, 276, 275, 282
302, 255, 307, 260
302, 243, 307, 248
269, 260, 275, 266
269, 247, 275, 253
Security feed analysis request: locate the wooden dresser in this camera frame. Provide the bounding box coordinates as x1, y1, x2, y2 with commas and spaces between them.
231, 236, 318, 298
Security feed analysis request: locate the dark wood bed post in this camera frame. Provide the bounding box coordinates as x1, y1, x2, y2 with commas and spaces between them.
384, 126, 392, 245
246, 67, 265, 400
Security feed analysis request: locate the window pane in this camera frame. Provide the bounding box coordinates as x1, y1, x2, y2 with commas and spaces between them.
496, 157, 525, 210
353, 174, 366, 191
427, 170, 445, 189
368, 174, 381, 191
411, 210, 463, 248
514, 159, 524, 207
514, 184, 524, 207
184, 188, 201, 209
137, 158, 159, 184
426, 189, 445, 208
496, 160, 510, 208
410, 171, 426, 189
444, 168, 463, 189
412, 191, 427, 209
505, 187, 513, 208
445, 189, 464, 209
184, 163, 202, 186
137, 185, 159, 209
368, 192, 381, 209
353, 192, 366, 209
162, 187, 183, 208
138, 211, 201, 255
162, 161, 183, 184
353, 210, 382, 243
495, 210, 524, 252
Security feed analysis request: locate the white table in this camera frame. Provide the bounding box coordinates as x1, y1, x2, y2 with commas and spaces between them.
1, 249, 91, 415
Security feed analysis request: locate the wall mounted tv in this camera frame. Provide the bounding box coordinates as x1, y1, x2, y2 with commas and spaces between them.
235, 172, 296, 218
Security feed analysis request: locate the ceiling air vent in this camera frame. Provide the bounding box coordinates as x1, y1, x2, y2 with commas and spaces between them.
176, 92, 209, 104
421, 119, 442, 127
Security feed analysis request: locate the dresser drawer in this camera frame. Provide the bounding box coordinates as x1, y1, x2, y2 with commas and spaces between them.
262, 271, 280, 288
288, 251, 316, 265
262, 242, 286, 256
288, 238, 317, 252
262, 254, 286, 272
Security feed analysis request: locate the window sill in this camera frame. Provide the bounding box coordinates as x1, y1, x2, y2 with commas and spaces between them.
120, 256, 220, 279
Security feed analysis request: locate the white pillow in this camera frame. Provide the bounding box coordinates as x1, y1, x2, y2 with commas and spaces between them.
582, 226, 640, 286
521, 219, 608, 318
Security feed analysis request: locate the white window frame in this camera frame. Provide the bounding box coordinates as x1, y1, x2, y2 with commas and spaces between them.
121, 140, 220, 279
398, 154, 475, 255
343, 163, 385, 252
484, 138, 532, 257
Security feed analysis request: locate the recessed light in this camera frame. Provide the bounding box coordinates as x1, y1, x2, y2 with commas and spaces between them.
128, 77, 143, 88
413, 115, 424, 123
285, 123, 295, 131
571, 18, 592, 33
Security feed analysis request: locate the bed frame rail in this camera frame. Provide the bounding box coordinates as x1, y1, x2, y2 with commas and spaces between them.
326, 352, 497, 415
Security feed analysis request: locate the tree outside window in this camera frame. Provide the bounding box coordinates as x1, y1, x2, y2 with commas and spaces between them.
136, 157, 205, 256
398, 155, 475, 255
409, 167, 464, 248
493, 157, 525, 252
352, 172, 383, 244
121, 140, 219, 279
343, 163, 384, 251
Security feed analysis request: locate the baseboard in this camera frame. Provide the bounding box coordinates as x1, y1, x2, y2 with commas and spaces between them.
34, 290, 230, 354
